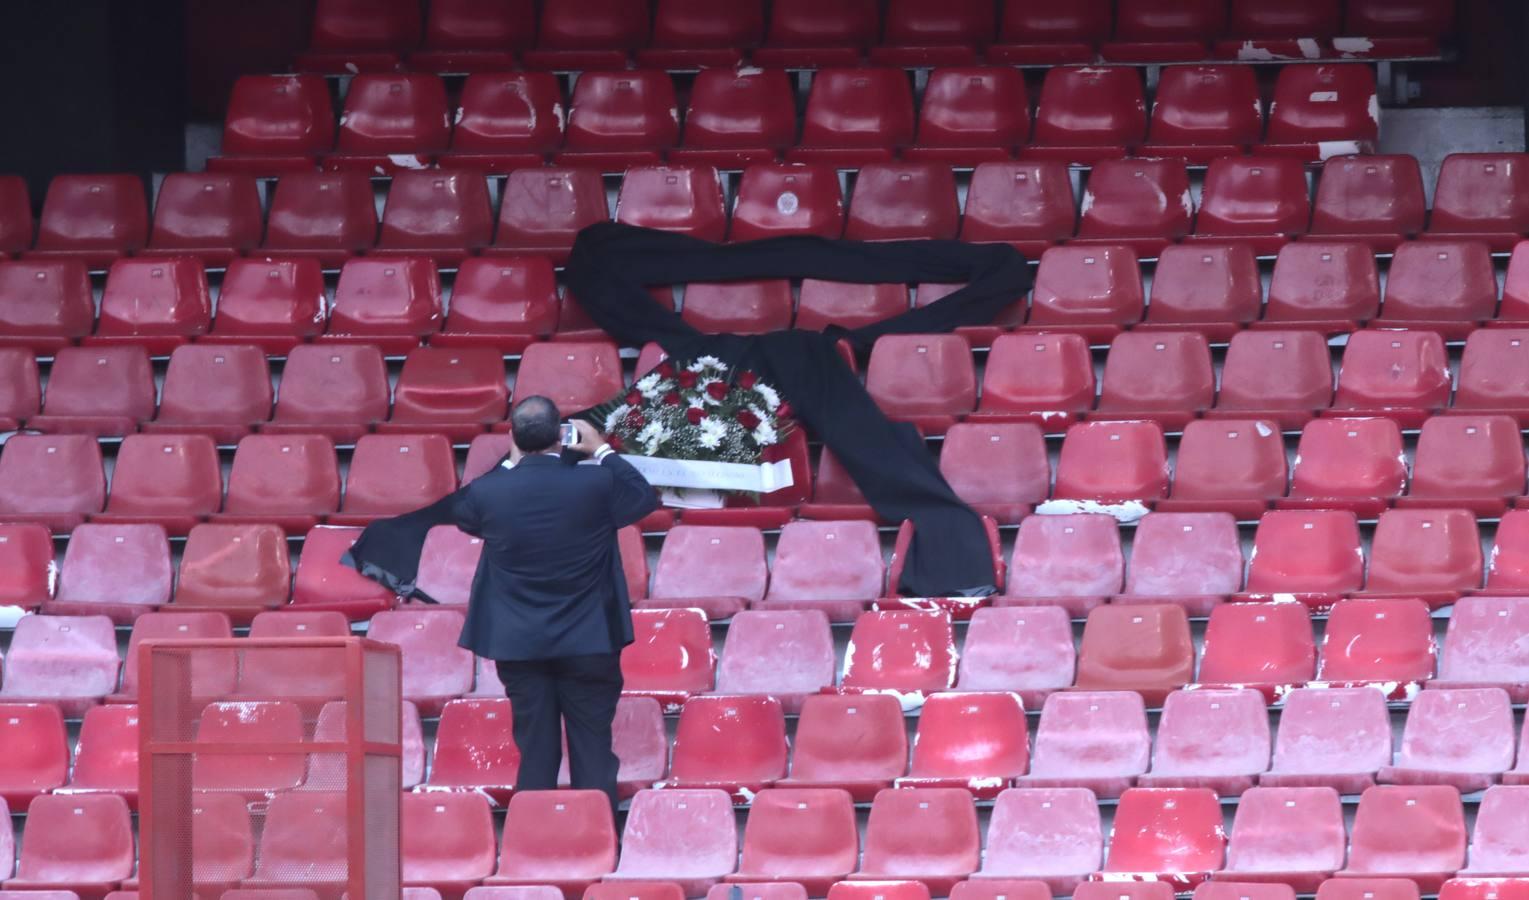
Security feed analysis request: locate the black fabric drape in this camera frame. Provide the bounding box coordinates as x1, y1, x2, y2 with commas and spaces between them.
347, 223, 1033, 599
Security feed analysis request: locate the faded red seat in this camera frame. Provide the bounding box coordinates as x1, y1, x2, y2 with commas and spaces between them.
434, 256, 558, 353
781, 693, 907, 802
410, 525, 481, 607
871, 0, 995, 65
511, 341, 624, 417
1029, 66, 1146, 162
0, 260, 93, 352
662, 696, 789, 801
376, 171, 495, 264
442, 72, 564, 172
291, 525, 397, 620
794, 280, 903, 331
1500, 241, 1529, 322
366, 608, 474, 716
681, 280, 794, 334
1074, 604, 1194, 705
426, 698, 519, 802
0, 524, 55, 612
955, 606, 1074, 705
172, 523, 291, 623
296, 0, 421, 73
999, 513, 1121, 617
322, 257, 442, 353
330, 433, 457, 527
621, 608, 715, 711
853, 788, 979, 892
409, 0, 534, 72
143, 173, 262, 265
0, 702, 68, 807
1331, 329, 1451, 425
1102, 788, 1226, 886
645, 525, 764, 618
1343, 0, 1454, 56
1378, 241, 1497, 337
46, 523, 172, 623
1217, 0, 1341, 59
523, 0, 652, 70
897, 692, 1029, 796
727, 788, 859, 896
977, 333, 1094, 430
0, 614, 120, 717
1144, 65, 1261, 163
840, 610, 957, 699
959, 161, 1076, 255
1243, 509, 1364, 606
1425, 153, 1529, 251
1026, 245, 1144, 341
990, 0, 1110, 64
1440, 594, 1529, 700
1093, 331, 1213, 429
615, 166, 726, 242
1460, 785, 1529, 872
0, 433, 106, 532
1140, 243, 1262, 340
1138, 688, 1270, 795
1162, 419, 1288, 519
1318, 598, 1437, 695
1119, 512, 1242, 615
1379, 687, 1515, 792
760, 520, 884, 622
864, 334, 975, 433
220, 434, 341, 534
1212, 329, 1334, 428
610, 790, 737, 895
558, 71, 678, 169
673, 68, 796, 168
1195, 602, 1315, 699
1053, 420, 1169, 505
211, 74, 336, 175
754, 0, 880, 67
237, 610, 353, 709
730, 164, 845, 242
28, 346, 154, 438
383, 346, 508, 440
399, 791, 496, 898
192, 700, 307, 796
262, 172, 379, 267
1284, 417, 1407, 516
239, 791, 352, 898
145, 344, 272, 443
491, 168, 608, 263
1262, 685, 1392, 794
640, 0, 765, 68
937, 422, 1049, 524
486, 790, 616, 896
1340, 785, 1467, 891
66, 703, 143, 806
1310, 155, 1428, 250
1103, 0, 1225, 61
905, 67, 1030, 165
326, 73, 450, 174
1262, 64, 1380, 158
978, 787, 1105, 892
96, 434, 222, 536
90, 257, 212, 354
1076, 158, 1193, 254
845, 163, 959, 241
1262, 241, 1381, 331
788, 68, 916, 167
1017, 693, 1152, 794
29, 174, 148, 268
715, 610, 835, 714
1364, 508, 1482, 605
1457, 329, 1529, 423
3, 793, 135, 898
1220, 786, 1347, 892
1192, 156, 1311, 254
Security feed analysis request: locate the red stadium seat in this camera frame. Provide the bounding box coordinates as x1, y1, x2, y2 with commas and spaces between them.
754, 0, 880, 67
640, 0, 764, 68
126, 792, 252, 897
955, 606, 1074, 704
523, 0, 652, 70
1120, 512, 1242, 614
492, 168, 607, 264
663, 695, 788, 800
1094, 331, 1213, 428
1103, 788, 1226, 886
1262, 64, 1379, 158
898, 692, 1029, 795
1262, 241, 1380, 331
1319, 598, 1436, 693
90, 257, 212, 353
426, 698, 519, 802
0, 260, 93, 352
1140, 244, 1262, 340
192, 700, 307, 796
1331, 329, 1451, 425
1341, 785, 1467, 891
1193, 157, 1311, 254
610, 790, 737, 895
1425, 153, 1529, 251
487, 790, 616, 896
673, 68, 795, 168
1220, 787, 1347, 891
409, 0, 534, 72
793, 281, 903, 332
220, 434, 341, 533
864, 334, 975, 433
1310, 155, 1428, 250
1365, 508, 1482, 605
728, 788, 859, 896
1500, 241, 1529, 321
1377, 242, 1497, 337
0, 702, 68, 808
296, 0, 421, 72
782, 693, 907, 801
566, 697, 668, 797
1144, 65, 1262, 163
367, 608, 473, 716
978, 787, 1105, 891
240, 791, 352, 898
330, 433, 456, 527
400, 791, 496, 898
1138, 689, 1270, 795
1029, 66, 1147, 162
66, 703, 142, 805
714, 610, 834, 713
788, 68, 916, 167
0, 613, 118, 717
410, 525, 480, 607
937, 422, 1049, 524
681, 280, 794, 334
327, 74, 450, 174
558, 71, 678, 169
323, 257, 442, 353
905, 67, 1030, 164
434, 256, 558, 352
291, 526, 396, 620
1219, 0, 1341, 58
145, 344, 272, 444
845, 163, 959, 242
1457, 329, 1529, 423
760, 521, 883, 622
512, 342, 625, 417
730, 164, 845, 242
1263, 685, 1392, 794
172, 523, 291, 622
977, 333, 1094, 429
854, 788, 979, 892
1074, 604, 1194, 704
383, 346, 508, 440
211, 75, 336, 175
262, 172, 379, 267
1015, 690, 1149, 794
1342, 0, 1454, 56
990, 0, 1111, 65
1243, 509, 1363, 605
462, 434, 514, 483
871, 0, 995, 65
841, 610, 957, 699
375, 171, 494, 264
959, 161, 1076, 255
1104, 0, 1226, 61
143, 173, 262, 265
1379, 688, 1514, 792
30, 174, 148, 268
0, 433, 106, 532
1162, 419, 1288, 519
621, 608, 715, 710
4, 793, 134, 898
1076, 158, 1193, 253
315, 699, 425, 789
1000, 514, 1122, 616
614, 166, 725, 242
1027, 245, 1144, 341
28, 346, 154, 438
1461, 785, 1529, 871
884, 513, 1005, 606
0, 524, 54, 612
442, 72, 564, 172
1053, 420, 1170, 504
912, 280, 1020, 347
46, 523, 172, 623
236, 610, 351, 710
1284, 417, 1407, 515
1438, 595, 1529, 700
1195, 602, 1315, 698
95, 435, 221, 536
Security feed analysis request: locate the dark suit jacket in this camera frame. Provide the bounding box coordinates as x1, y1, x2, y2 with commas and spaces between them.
451, 452, 658, 661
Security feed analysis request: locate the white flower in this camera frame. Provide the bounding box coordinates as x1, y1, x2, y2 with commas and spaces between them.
693, 355, 726, 371
698, 417, 727, 449
635, 372, 664, 400
636, 421, 668, 453
752, 421, 778, 446
753, 383, 781, 411
604, 406, 628, 432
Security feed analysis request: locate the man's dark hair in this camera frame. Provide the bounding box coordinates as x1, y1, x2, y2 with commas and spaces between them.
510, 395, 561, 452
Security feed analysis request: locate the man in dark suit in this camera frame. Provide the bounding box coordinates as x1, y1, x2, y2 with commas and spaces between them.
451, 395, 658, 811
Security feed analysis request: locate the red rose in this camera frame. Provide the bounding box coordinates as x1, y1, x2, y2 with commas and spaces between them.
607, 434, 623, 451
656, 361, 675, 378
705, 381, 728, 400
625, 390, 642, 406
685, 407, 704, 425
738, 371, 757, 389
663, 392, 682, 406
776, 402, 793, 420
737, 409, 761, 430
625, 410, 646, 429
677, 370, 698, 388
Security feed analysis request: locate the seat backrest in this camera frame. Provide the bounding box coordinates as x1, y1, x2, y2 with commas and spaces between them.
841, 609, 957, 693
251, 790, 350, 880
1197, 601, 1315, 689
1439, 595, 1529, 683
1028, 691, 1150, 778
1126, 512, 1243, 596
1150, 688, 1270, 775
1317, 598, 1436, 684
715, 609, 836, 698
908, 691, 1029, 779
860, 787, 979, 871
42, 345, 157, 421
497, 789, 616, 874
336, 73, 451, 153
983, 787, 1104, 875
652, 525, 769, 603
767, 520, 884, 602
1269, 686, 1393, 776
2, 613, 120, 698
623, 608, 716, 694
14, 793, 135, 882
400, 791, 497, 883
1006, 514, 1123, 599
737, 788, 858, 872
957, 605, 1075, 693
222, 74, 335, 157
789, 693, 909, 781
670, 695, 789, 782
1368, 508, 1483, 594
117, 610, 235, 698
1245, 509, 1364, 595
616, 789, 737, 876
1103, 787, 1226, 874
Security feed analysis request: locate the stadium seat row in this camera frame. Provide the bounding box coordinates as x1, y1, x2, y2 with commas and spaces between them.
289, 0, 1454, 72
210, 65, 1377, 175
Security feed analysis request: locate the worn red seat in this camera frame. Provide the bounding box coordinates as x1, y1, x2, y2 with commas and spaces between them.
4, 793, 134, 899
1218, 0, 1341, 58
327, 74, 450, 174
714, 610, 834, 714
642, 525, 767, 620
145, 344, 272, 443
408, 0, 533, 71
788, 68, 916, 167
1438, 594, 1529, 699
679, 280, 793, 334
1103, 0, 1225, 61
614, 166, 726, 243
239, 791, 352, 898
1284, 417, 1407, 516
235, 610, 351, 710
209, 74, 336, 174
937, 422, 1048, 524
1220, 787, 1348, 892
1118, 512, 1242, 614
0, 524, 55, 612
1262, 686, 1392, 794
557, 71, 678, 169
1076, 158, 1193, 253
1027, 245, 1144, 341
1144, 65, 1261, 163
728, 788, 859, 896
781, 693, 907, 802
845, 163, 959, 242
0, 613, 120, 719
1378, 242, 1497, 337
1140, 244, 1261, 340
662, 696, 788, 800
1457, 329, 1529, 423
490, 168, 608, 263
1074, 604, 1194, 705
89, 257, 211, 354
262, 172, 379, 267
863, 334, 974, 433
0, 260, 93, 352
1330, 329, 1451, 426
638, 0, 764, 67
407, 525, 480, 608
486, 789, 616, 896
1262, 241, 1381, 331
853, 788, 979, 892
330, 433, 456, 527
620, 608, 715, 711
443, 72, 563, 172
1016, 692, 1149, 798
999, 514, 1121, 616
398, 791, 496, 898
1340, 785, 1467, 891
561, 697, 668, 797
1029, 66, 1146, 162
291, 526, 396, 620
959, 161, 1076, 255
0, 433, 106, 532
0, 702, 68, 808
312, 701, 427, 789
1342, 0, 1454, 55
28, 346, 154, 438
897, 692, 1029, 795
142, 172, 262, 265
1461, 785, 1529, 872
426, 698, 519, 802
511, 342, 625, 419
1319, 598, 1436, 695
1365, 508, 1483, 605
219, 434, 341, 534
29, 174, 148, 268
95, 435, 222, 536
976, 333, 1093, 429
950, 605, 1071, 704
673, 68, 795, 168
1053, 420, 1169, 505
1242, 509, 1363, 605
904, 67, 1028, 164
729, 164, 844, 243
433, 256, 558, 352
1262, 64, 1380, 158
46, 523, 172, 623
375, 171, 494, 264
978, 787, 1104, 892
1193, 156, 1311, 254
794, 281, 903, 332
759, 520, 883, 622
66, 703, 143, 805
840, 610, 956, 699
171, 523, 291, 623
870, 0, 995, 65
1500, 242, 1529, 321
1310, 155, 1428, 250
382, 346, 507, 440
523, 0, 651, 70
990, 0, 1110, 64
1094, 331, 1213, 429
1196, 602, 1315, 698
754, 0, 880, 67
1425, 153, 1529, 250
1139, 688, 1271, 795
192, 700, 306, 796
1103, 788, 1226, 887
609, 790, 737, 895
367, 608, 474, 716
1160, 419, 1288, 519
1378, 687, 1515, 792
322, 257, 442, 353
296, 0, 421, 72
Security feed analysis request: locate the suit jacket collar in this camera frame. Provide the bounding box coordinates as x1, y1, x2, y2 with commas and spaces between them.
515, 454, 564, 467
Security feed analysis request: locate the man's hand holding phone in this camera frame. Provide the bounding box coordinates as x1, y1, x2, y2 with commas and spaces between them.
566, 419, 608, 456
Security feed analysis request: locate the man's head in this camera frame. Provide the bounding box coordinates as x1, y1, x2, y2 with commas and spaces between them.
510, 395, 561, 452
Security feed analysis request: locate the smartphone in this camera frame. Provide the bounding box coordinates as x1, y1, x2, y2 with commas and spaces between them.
559, 423, 578, 447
